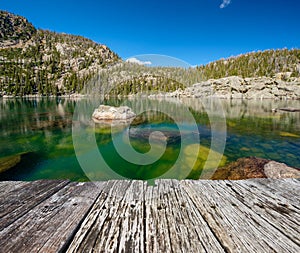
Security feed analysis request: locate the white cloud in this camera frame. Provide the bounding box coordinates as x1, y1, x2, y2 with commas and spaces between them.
126, 57, 152, 65
220, 0, 231, 9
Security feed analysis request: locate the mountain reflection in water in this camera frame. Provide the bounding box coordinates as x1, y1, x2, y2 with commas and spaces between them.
0, 97, 299, 181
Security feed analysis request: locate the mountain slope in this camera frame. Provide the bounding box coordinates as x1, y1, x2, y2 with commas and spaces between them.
197, 49, 300, 80
0, 11, 120, 96
0, 10, 36, 48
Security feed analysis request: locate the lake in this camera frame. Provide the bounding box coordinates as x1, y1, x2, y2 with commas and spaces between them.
0, 97, 300, 182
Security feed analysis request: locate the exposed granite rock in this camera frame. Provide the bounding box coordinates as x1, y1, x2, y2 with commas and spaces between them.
92, 105, 136, 122
0, 10, 36, 47
211, 157, 300, 180
264, 161, 300, 179
167, 76, 300, 100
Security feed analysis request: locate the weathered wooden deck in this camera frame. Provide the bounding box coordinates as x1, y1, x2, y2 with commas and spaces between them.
0, 179, 299, 252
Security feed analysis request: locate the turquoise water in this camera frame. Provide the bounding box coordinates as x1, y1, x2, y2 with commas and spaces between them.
0, 97, 299, 181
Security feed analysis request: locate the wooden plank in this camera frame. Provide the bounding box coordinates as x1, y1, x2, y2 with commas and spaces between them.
66, 180, 146, 253
181, 180, 300, 253
68, 180, 225, 253
0, 181, 105, 253
0, 181, 29, 197
0, 179, 298, 253
116, 180, 146, 253
144, 179, 225, 253
0, 180, 69, 230
239, 178, 300, 205
215, 180, 300, 245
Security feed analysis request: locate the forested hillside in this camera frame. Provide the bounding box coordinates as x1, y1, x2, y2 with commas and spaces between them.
0, 11, 120, 96
86, 62, 202, 96
197, 49, 300, 80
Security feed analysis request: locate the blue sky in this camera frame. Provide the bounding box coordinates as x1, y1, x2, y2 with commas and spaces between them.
1, 0, 299, 65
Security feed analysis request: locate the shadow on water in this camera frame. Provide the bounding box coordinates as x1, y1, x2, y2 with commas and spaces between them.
0, 152, 43, 181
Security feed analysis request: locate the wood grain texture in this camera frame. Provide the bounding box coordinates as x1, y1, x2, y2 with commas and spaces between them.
0, 180, 69, 231
0, 181, 28, 197
0, 181, 105, 253
216, 180, 300, 245
180, 179, 300, 253
144, 179, 225, 253
66, 180, 146, 253
0, 179, 299, 253
240, 178, 300, 204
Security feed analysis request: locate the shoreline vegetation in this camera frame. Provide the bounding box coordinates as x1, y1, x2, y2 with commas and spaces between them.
2, 75, 300, 101
1, 73, 300, 101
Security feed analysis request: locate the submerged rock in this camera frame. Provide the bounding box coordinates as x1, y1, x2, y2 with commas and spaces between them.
280, 132, 300, 138
0, 153, 24, 173
185, 144, 227, 179
129, 128, 181, 144
0, 152, 43, 180
212, 157, 300, 180
92, 105, 136, 123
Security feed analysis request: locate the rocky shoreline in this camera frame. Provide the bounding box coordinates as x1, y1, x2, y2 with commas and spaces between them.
167, 76, 300, 100
2, 75, 300, 101
212, 157, 300, 180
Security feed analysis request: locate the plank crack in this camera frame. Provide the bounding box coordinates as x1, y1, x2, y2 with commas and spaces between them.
59, 183, 108, 253
181, 182, 231, 253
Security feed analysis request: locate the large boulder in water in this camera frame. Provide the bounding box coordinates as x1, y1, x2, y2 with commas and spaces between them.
92, 105, 136, 123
